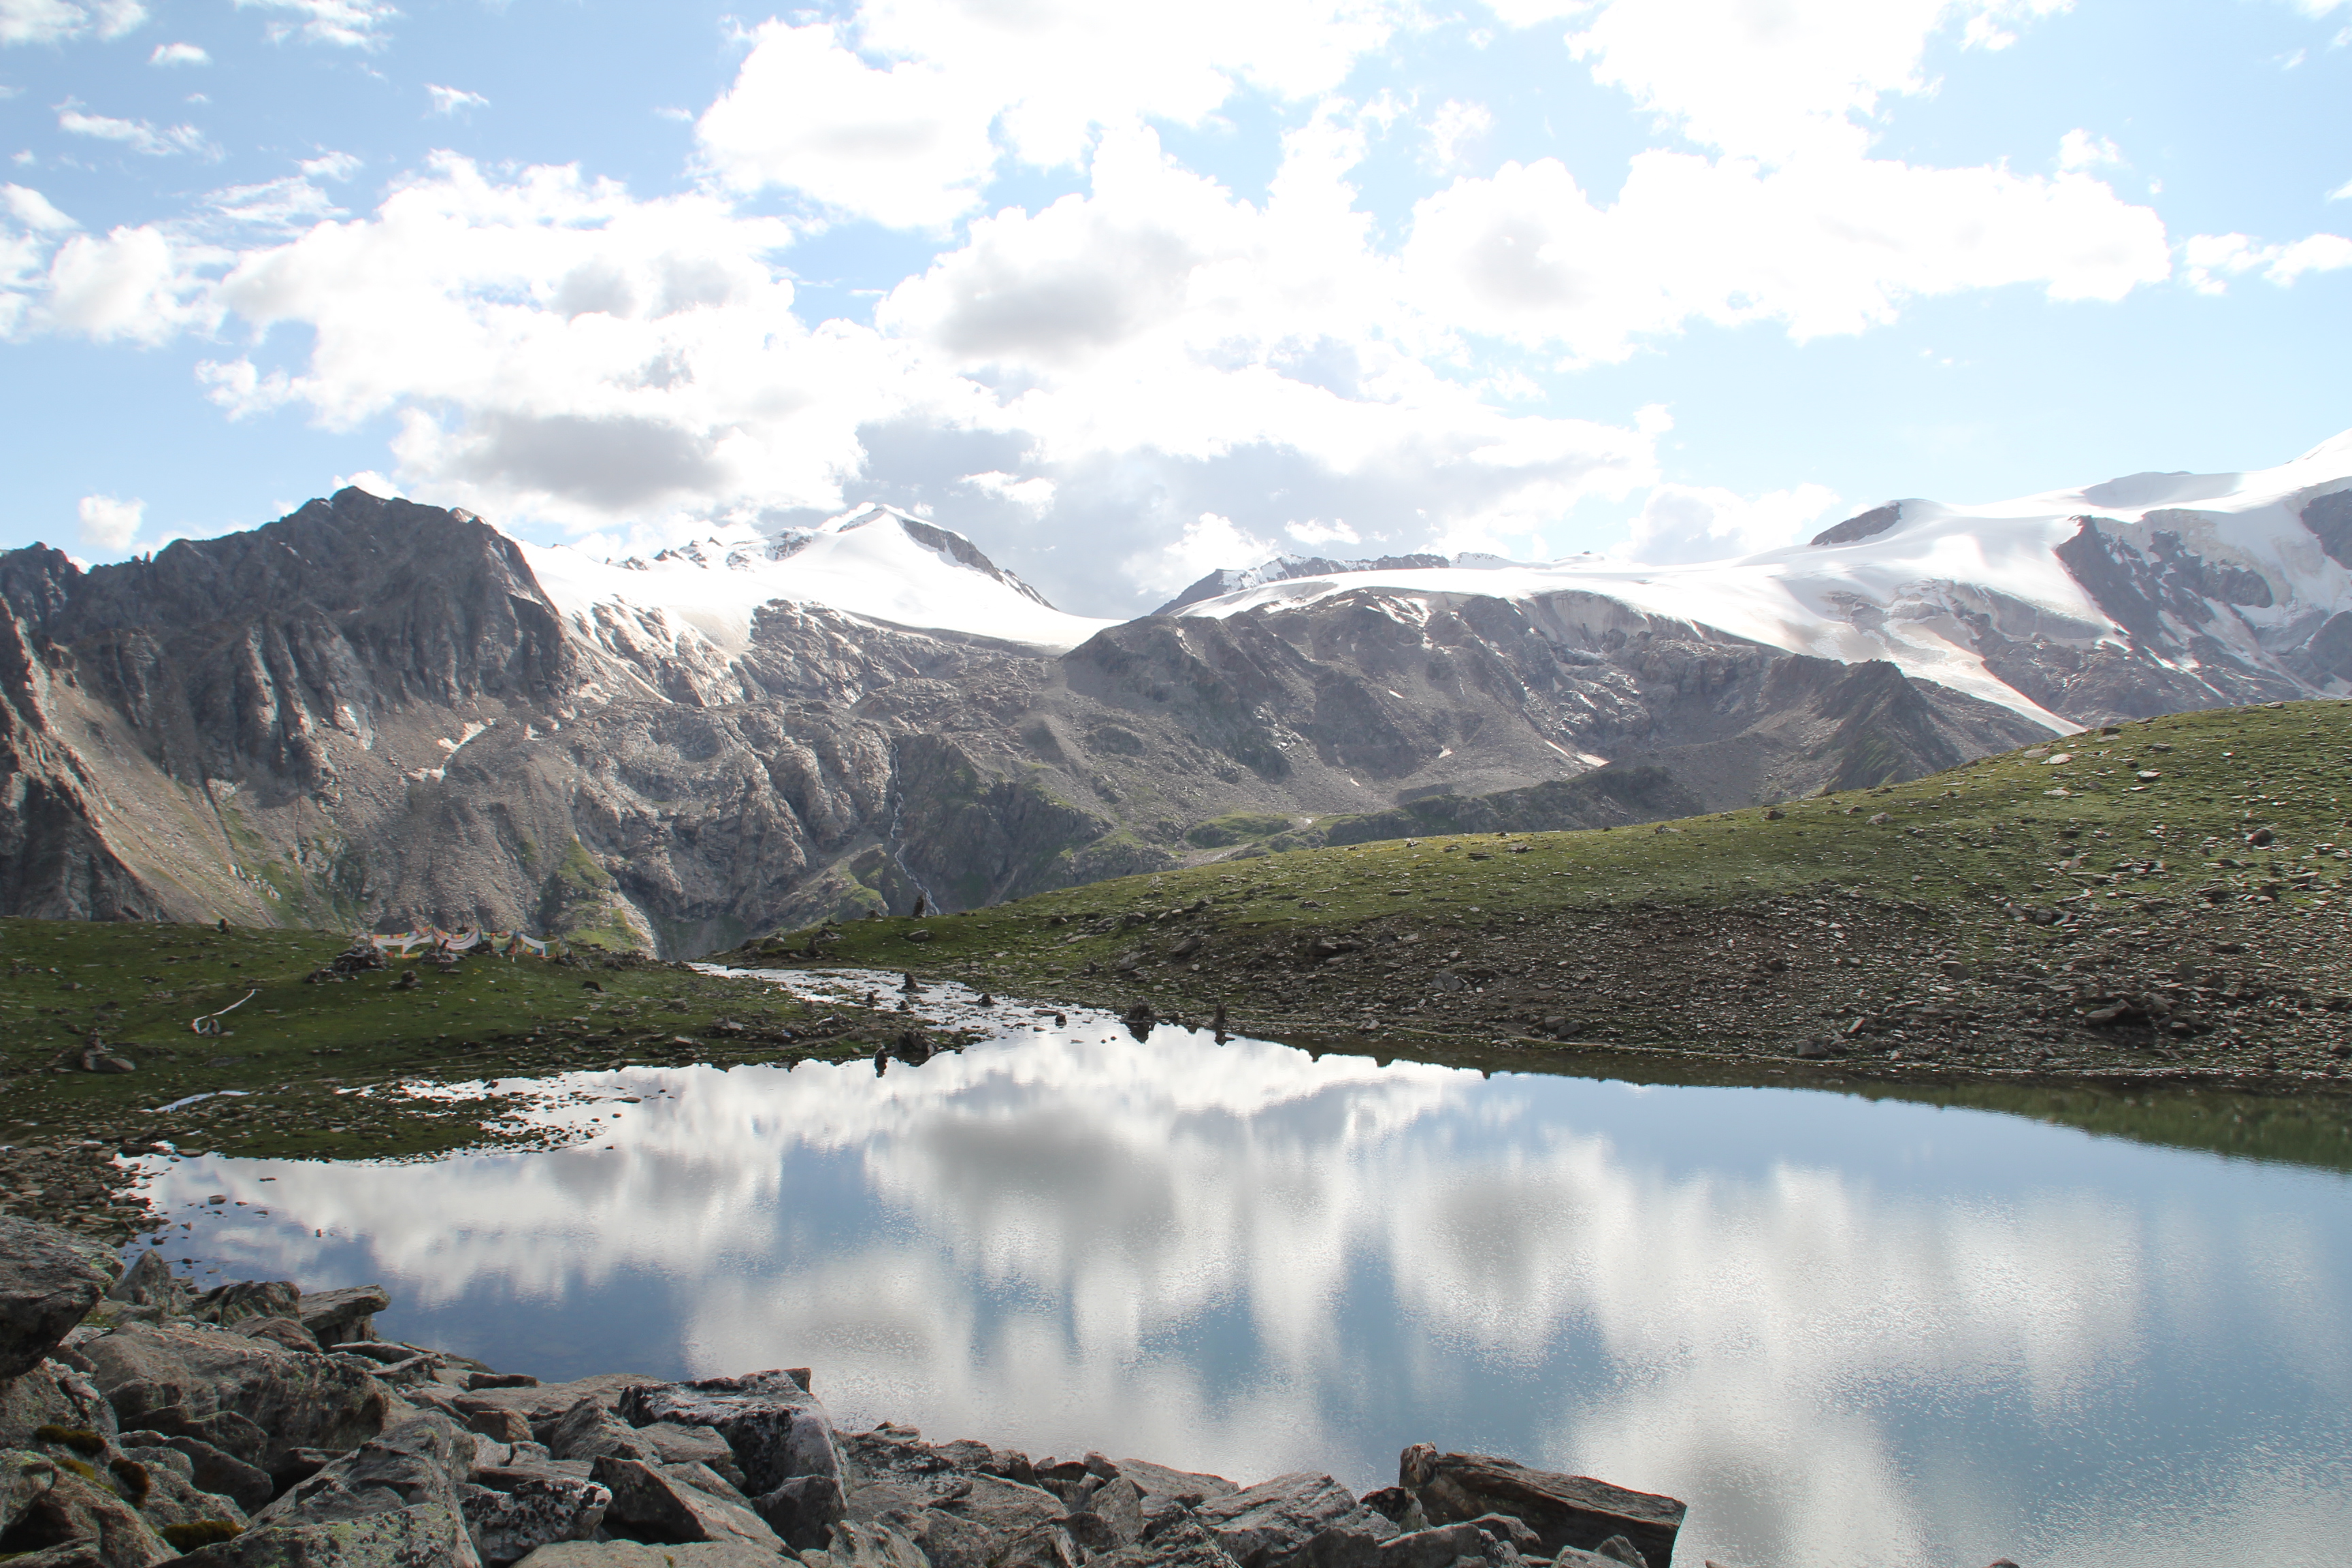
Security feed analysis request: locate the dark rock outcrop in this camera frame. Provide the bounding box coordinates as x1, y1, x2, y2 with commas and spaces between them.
0, 1217, 111, 1378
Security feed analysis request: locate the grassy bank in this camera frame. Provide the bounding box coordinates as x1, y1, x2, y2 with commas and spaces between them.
732, 698, 2352, 1091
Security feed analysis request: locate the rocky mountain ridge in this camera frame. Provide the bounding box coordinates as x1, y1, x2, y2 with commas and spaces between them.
3, 428, 2346, 953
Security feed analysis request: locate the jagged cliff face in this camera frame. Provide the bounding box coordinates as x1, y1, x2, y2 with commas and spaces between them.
5, 478, 2309, 953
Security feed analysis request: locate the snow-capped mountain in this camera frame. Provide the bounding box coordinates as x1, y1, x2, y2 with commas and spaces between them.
523, 503, 1113, 678
1176, 427, 2352, 730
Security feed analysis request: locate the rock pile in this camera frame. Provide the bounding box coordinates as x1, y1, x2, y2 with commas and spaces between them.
0, 1215, 2011, 1568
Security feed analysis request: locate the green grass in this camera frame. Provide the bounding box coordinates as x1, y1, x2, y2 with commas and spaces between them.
0, 921, 910, 1166
777, 700, 2352, 972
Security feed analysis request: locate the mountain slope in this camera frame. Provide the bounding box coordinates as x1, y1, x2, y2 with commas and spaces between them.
1175, 428, 2352, 728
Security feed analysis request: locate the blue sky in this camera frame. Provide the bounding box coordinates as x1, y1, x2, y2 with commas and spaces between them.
1, 0, 2347, 613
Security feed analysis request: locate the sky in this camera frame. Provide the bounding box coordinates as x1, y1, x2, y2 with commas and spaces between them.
1, 0, 2348, 615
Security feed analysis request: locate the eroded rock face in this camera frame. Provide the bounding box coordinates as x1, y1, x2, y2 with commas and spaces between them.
82, 1322, 388, 1480
587, 1456, 783, 1554
0, 1460, 174, 1568
618, 1368, 847, 1499
0, 1218, 112, 1379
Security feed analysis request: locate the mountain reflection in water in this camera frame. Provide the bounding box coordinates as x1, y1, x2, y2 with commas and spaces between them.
137, 1026, 2352, 1568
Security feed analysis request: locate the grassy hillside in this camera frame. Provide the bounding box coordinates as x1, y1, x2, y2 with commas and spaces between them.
734, 698, 2352, 1085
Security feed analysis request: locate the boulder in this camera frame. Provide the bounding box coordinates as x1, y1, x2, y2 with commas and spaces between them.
461, 1467, 612, 1565
188, 1283, 300, 1330
103, 1255, 182, 1316
1096, 1514, 1245, 1568
0, 1218, 112, 1379
175, 1412, 481, 1568
543, 1396, 657, 1465
1402, 1453, 1683, 1568
618, 1368, 847, 1497
1194, 1474, 1398, 1568
294, 1286, 389, 1350
875, 1499, 1003, 1568
747, 1472, 845, 1551
119, 1458, 252, 1538
512, 1544, 787, 1568
589, 1455, 785, 1554
0, 1361, 119, 1449
233, 1319, 322, 1356
118, 1433, 272, 1514
642, 1422, 744, 1488
993, 1522, 1085, 1568
83, 1324, 387, 1481
0, 1455, 174, 1568
1094, 1475, 1146, 1545
796, 1519, 932, 1568
661, 1463, 751, 1508
5, 1446, 62, 1536
1113, 1459, 1239, 1503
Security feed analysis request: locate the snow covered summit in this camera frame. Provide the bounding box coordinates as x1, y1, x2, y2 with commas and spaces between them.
519, 502, 1115, 670
1174, 428, 2352, 728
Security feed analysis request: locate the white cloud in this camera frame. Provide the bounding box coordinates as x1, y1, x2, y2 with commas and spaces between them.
299, 150, 360, 181
1401, 151, 2169, 362
2330, 176, 2352, 201
41, 222, 204, 340
1425, 99, 1494, 170
1285, 518, 1362, 547
1539, 0, 2073, 163
76, 492, 142, 551
695, 22, 1000, 230
148, 39, 206, 65
425, 84, 487, 117
962, 470, 1057, 510
695, 2, 1420, 229
2057, 128, 2122, 172
0, 0, 144, 45
57, 104, 215, 157
233, 0, 396, 49
2, 181, 76, 231
1618, 480, 1840, 564
1128, 511, 1279, 593
2180, 230, 2352, 293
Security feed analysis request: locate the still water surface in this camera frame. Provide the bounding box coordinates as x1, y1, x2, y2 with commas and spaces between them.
133, 1010, 2352, 1568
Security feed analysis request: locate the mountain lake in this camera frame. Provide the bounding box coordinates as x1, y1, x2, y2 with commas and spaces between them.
122, 977, 2352, 1568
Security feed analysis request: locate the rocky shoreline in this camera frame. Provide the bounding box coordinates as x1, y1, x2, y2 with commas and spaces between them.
0, 1218, 1808, 1568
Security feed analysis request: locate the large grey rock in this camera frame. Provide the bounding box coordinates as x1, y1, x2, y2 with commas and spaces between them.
4, 1446, 63, 1536
543, 1396, 657, 1465
618, 1369, 846, 1497
1096, 1516, 1242, 1568
293, 1288, 389, 1350
875, 1500, 1002, 1568
82, 1322, 387, 1480
0, 1456, 174, 1568
992, 1522, 1083, 1568
104, 1254, 183, 1316
1113, 1460, 1237, 1503
189, 1282, 300, 1329
642, 1422, 744, 1488
1276, 1520, 1533, 1568
796, 1520, 930, 1568
589, 1455, 785, 1554
122, 1457, 252, 1537
176, 1412, 482, 1568
513, 1544, 787, 1568
0, 1360, 118, 1449
1194, 1475, 1397, 1568
1092, 1475, 1145, 1546
120, 1433, 272, 1514
234, 1319, 323, 1356
0, 1218, 111, 1379
1403, 1453, 1683, 1568
462, 1467, 612, 1565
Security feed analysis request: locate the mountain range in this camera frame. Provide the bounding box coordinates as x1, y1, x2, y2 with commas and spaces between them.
3, 428, 2347, 952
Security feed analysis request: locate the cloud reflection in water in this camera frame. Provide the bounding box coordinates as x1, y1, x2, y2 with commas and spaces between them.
141, 1026, 2352, 1568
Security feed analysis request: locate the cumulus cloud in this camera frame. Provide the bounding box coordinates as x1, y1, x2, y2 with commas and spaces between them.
425, 84, 487, 118
1619, 481, 1842, 564
0, 0, 143, 45
76, 492, 142, 551
148, 39, 205, 65
57, 104, 215, 158
233, 0, 395, 49
1487, 0, 2071, 163
695, 21, 1001, 230
1401, 151, 2168, 362
2180, 230, 2352, 292
2057, 128, 2122, 171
